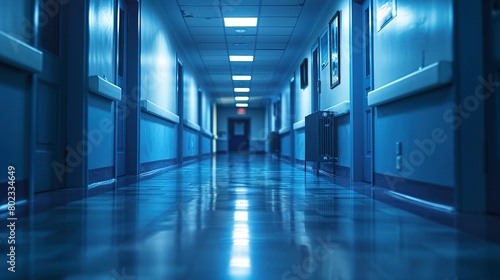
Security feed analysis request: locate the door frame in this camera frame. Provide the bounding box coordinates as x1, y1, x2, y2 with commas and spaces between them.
228, 118, 250, 153
115, 0, 128, 177
485, 1, 500, 215
351, 0, 374, 183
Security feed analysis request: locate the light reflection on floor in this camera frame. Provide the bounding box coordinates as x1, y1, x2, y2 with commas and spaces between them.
1, 154, 500, 280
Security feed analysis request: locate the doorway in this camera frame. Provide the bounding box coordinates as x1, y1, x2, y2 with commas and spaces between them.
35, 1, 67, 192
312, 45, 320, 112
228, 119, 250, 152
177, 57, 184, 163
487, 3, 500, 215
115, 0, 128, 177
362, 0, 374, 183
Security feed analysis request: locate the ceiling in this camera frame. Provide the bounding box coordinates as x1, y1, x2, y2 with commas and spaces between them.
158, 0, 332, 107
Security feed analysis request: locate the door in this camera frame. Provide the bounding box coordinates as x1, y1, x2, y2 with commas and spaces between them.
35, 2, 66, 192
487, 4, 500, 215
228, 119, 250, 152
177, 58, 184, 163
312, 45, 320, 112
362, 0, 374, 183
115, 0, 127, 177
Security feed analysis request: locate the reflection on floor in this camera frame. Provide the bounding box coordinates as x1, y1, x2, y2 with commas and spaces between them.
1, 154, 500, 279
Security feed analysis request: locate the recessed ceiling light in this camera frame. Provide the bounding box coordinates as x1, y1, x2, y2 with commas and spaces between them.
234, 88, 250, 93
236, 103, 249, 107
235, 96, 249, 101
224, 17, 258, 27
234, 28, 247, 33
229, 55, 254, 62
233, 43, 248, 46
232, 75, 252, 81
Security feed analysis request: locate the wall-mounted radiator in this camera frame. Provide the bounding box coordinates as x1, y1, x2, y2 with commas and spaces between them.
305, 111, 335, 175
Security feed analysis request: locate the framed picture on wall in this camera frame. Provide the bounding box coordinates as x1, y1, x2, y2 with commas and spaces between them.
377, 0, 397, 31
300, 58, 308, 89
320, 28, 328, 69
329, 10, 340, 89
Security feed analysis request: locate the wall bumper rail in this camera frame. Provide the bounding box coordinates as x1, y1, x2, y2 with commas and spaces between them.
88, 75, 122, 102
368, 61, 453, 107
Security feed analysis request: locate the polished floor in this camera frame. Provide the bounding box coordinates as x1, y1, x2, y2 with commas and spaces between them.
2, 154, 500, 279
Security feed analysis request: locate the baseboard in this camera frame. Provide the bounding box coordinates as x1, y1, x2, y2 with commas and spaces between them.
89, 166, 114, 184
140, 158, 177, 173
374, 173, 454, 207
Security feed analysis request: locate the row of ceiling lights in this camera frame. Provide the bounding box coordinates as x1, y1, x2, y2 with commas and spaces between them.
225, 17, 258, 108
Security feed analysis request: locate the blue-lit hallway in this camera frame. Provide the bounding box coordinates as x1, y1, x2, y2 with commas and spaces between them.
2, 154, 500, 279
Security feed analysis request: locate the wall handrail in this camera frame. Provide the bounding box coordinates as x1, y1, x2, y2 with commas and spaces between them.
0, 31, 43, 73
140, 100, 179, 124
88, 75, 122, 102
368, 61, 453, 107
325, 100, 350, 117
184, 119, 201, 132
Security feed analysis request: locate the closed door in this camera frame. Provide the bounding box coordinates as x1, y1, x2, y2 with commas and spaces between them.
312, 46, 319, 112
487, 2, 500, 215
115, 0, 128, 177
35, 2, 66, 192
228, 119, 250, 152
362, 0, 374, 183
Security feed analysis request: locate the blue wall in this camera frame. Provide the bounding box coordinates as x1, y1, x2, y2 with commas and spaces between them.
273, 0, 352, 171
140, 0, 212, 165
0, 0, 34, 197
372, 0, 454, 187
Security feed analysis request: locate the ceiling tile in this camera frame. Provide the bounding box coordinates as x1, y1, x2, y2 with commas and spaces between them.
261, 0, 305, 5
231, 64, 252, 72
203, 59, 230, 66
258, 27, 294, 36
220, 0, 260, 5
260, 6, 302, 17
221, 5, 259, 17
185, 17, 223, 27
180, 5, 221, 18
202, 55, 229, 61
197, 42, 228, 49
255, 49, 284, 56
226, 35, 256, 43
193, 35, 226, 42
259, 17, 298, 27
205, 64, 231, 72
228, 42, 255, 50
225, 27, 257, 35
189, 27, 225, 36
257, 35, 290, 43
199, 49, 228, 56
256, 42, 287, 50
178, 0, 218, 5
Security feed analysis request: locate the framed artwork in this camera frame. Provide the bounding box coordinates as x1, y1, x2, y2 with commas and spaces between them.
300, 58, 308, 89
329, 10, 340, 89
320, 28, 328, 69
377, 0, 396, 31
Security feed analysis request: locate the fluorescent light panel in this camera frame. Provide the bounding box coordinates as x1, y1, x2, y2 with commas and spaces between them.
235, 96, 249, 101
234, 88, 250, 93
224, 17, 258, 27
229, 55, 254, 62
232, 75, 252, 81
236, 103, 248, 107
